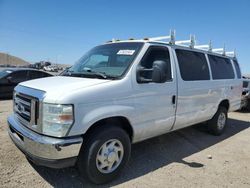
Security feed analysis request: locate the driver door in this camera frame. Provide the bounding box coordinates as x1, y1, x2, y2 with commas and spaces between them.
132, 45, 177, 140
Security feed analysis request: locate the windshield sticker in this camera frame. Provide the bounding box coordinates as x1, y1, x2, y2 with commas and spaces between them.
117, 50, 135, 55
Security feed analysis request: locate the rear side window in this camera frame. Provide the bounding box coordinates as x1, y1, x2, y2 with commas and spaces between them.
43, 72, 51, 77
29, 71, 43, 79
11, 71, 29, 83
233, 60, 241, 79
176, 49, 210, 81
243, 81, 249, 88
30, 71, 52, 79
208, 55, 235, 79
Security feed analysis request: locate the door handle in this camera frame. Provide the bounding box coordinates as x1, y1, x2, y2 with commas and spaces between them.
172, 95, 176, 105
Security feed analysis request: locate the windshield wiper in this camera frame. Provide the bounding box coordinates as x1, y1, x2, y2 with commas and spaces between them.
66, 71, 117, 80
89, 71, 107, 79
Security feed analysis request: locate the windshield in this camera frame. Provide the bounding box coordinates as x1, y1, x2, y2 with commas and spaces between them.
0, 70, 11, 79
64, 42, 143, 79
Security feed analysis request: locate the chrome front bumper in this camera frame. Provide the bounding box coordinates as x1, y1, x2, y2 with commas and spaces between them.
8, 114, 83, 168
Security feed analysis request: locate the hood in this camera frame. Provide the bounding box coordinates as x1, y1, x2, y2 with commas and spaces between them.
19, 76, 111, 101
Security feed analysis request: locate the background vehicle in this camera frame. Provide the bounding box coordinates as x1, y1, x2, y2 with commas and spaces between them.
0, 68, 52, 98
43, 65, 59, 72
240, 79, 250, 110
7, 32, 242, 184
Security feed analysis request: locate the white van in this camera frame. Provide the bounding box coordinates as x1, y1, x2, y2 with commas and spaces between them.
7, 34, 242, 184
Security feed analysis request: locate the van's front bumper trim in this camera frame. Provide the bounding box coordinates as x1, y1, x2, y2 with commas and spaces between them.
7, 114, 83, 168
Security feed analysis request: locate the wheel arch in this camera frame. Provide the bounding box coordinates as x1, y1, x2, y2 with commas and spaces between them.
83, 116, 134, 141
218, 99, 230, 111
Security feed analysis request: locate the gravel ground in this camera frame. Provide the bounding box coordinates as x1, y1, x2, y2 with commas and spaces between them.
0, 99, 250, 188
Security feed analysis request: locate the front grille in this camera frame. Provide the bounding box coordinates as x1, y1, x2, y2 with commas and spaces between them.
13, 92, 39, 130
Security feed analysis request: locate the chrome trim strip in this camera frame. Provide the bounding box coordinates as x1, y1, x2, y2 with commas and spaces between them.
15, 85, 45, 100
14, 106, 30, 117
14, 97, 31, 107
30, 99, 36, 126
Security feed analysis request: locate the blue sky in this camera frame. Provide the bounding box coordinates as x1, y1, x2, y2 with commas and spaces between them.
0, 0, 249, 73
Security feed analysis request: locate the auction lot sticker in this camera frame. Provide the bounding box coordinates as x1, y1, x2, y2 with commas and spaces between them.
117, 50, 135, 55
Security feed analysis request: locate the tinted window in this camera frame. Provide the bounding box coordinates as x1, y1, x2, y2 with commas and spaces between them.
29, 71, 41, 79
42, 72, 51, 77
11, 71, 29, 83
29, 70, 51, 79
233, 60, 241, 79
139, 47, 171, 81
243, 81, 249, 88
208, 55, 235, 79
176, 49, 210, 81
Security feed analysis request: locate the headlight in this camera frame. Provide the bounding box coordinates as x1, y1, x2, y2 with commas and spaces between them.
42, 103, 74, 137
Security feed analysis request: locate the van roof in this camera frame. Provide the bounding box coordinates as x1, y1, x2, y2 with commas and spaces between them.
104, 40, 237, 60
105, 30, 237, 60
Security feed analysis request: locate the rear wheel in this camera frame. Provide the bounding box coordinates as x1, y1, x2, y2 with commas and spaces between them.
207, 106, 228, 136
77, 125, 131, 184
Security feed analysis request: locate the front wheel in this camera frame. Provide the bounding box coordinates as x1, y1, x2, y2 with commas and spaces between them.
77, 125, 131, 184
207, 107, 228, 136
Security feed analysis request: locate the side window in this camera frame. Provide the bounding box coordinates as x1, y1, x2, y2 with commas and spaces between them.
29, 71, 41, 79
29, 71, 49, 79
11, 71, 29, 83
208, 55, 235, 79
243, 81, 248, 88
43, 72, 51, 77
139, 47, 172, 81
233, 60, 241, 79
176, 49, 210, 81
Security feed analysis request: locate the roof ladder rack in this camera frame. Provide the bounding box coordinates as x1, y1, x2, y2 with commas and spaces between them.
195, 40, 213, 51
175, 35, 196, 48
212, 44, 226, 56
108, 30, 237, 58
146, 29, 176, 44
226, 49, 237, 58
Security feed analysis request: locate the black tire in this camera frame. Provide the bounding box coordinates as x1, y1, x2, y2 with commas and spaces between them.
77, 125, 131, 184
246, 99, 250, 111
207, 106, 228, 136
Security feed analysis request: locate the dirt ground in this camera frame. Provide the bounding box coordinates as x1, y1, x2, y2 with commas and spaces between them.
0, 99, 250, 188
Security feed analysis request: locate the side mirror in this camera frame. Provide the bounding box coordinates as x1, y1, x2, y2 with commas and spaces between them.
152, 60, 168, 83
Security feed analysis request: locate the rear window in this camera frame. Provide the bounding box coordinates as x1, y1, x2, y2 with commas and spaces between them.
208, 55, 235, 79
176, 49, 210, 81
233, 60, 241, 79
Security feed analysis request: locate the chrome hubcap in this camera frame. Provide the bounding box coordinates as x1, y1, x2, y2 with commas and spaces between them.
217, 112, 226, 130
96, 139, 124, 174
